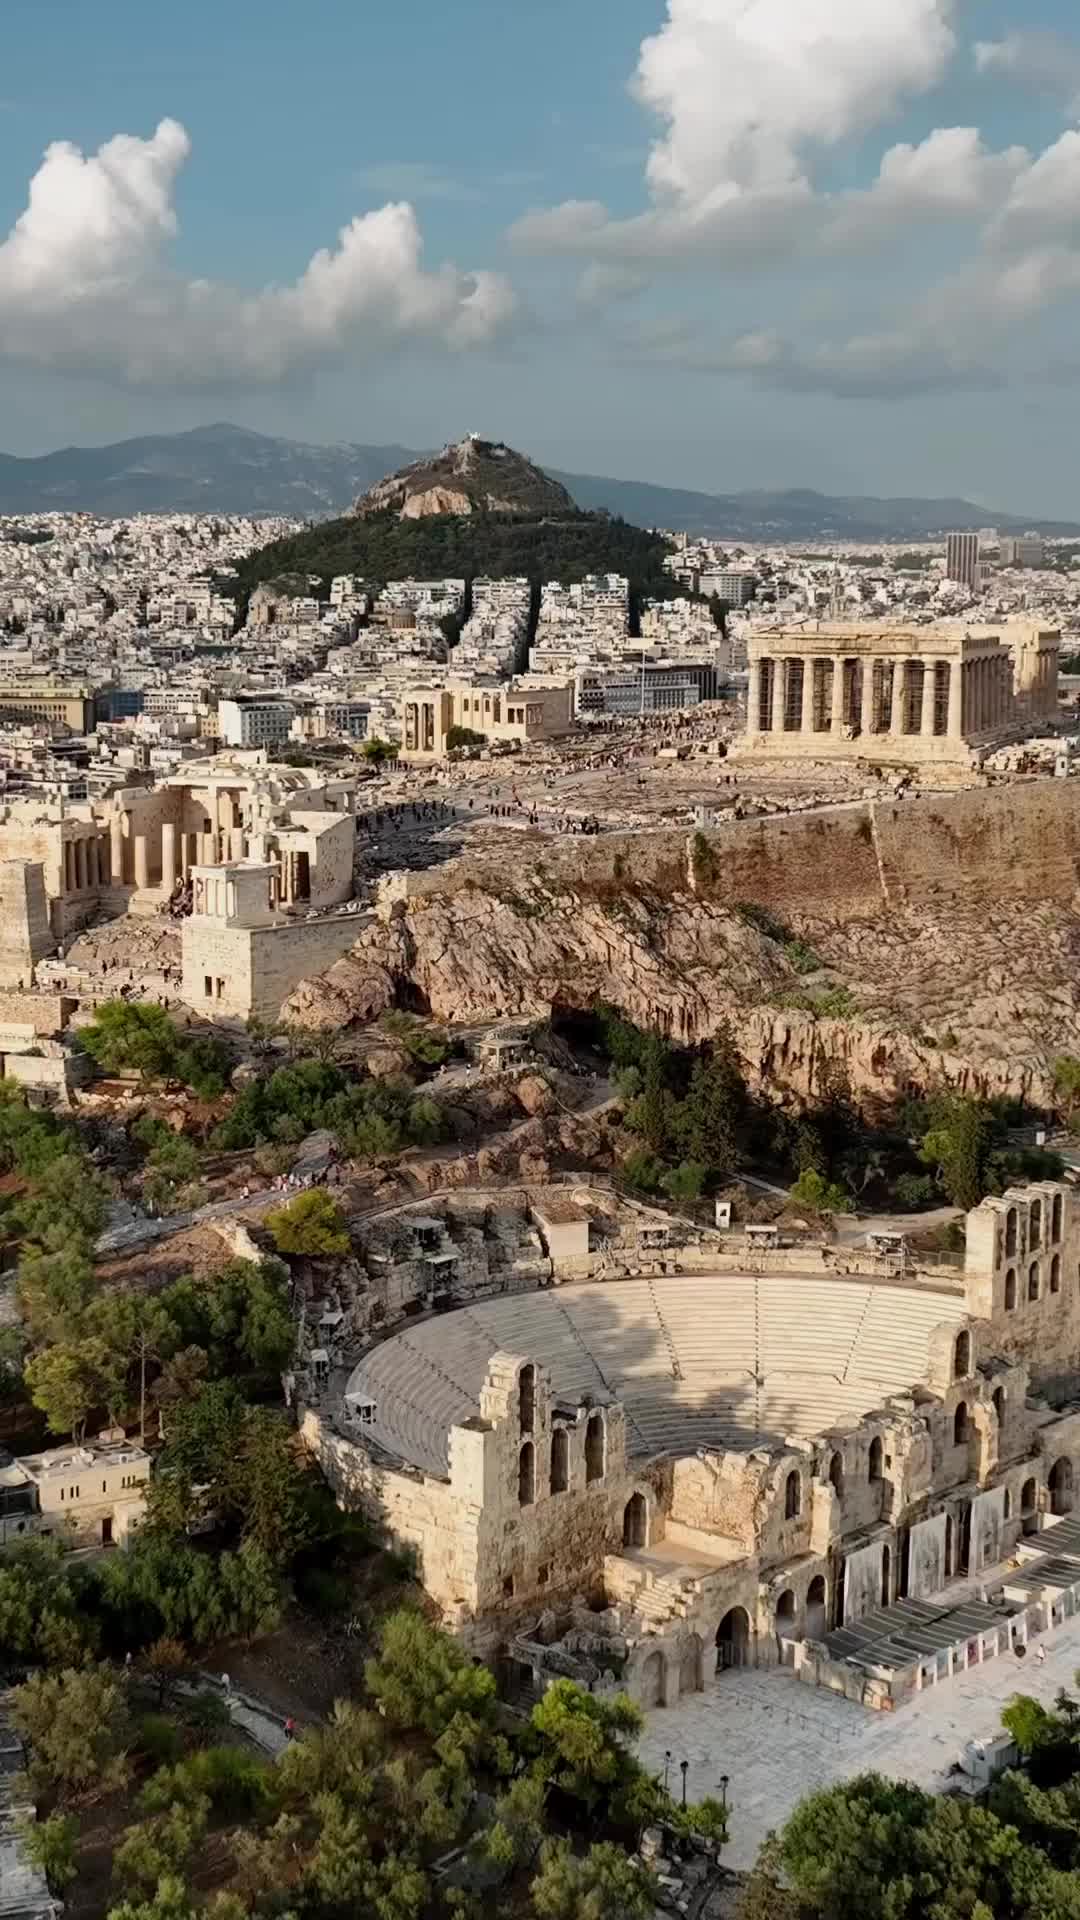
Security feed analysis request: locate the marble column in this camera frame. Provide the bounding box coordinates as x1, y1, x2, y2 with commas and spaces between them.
947, 658, 964, 739
201, 831, 216, 866
831, 657, 846, 732
921, 661, 936, 737
801, 658, 816, 734
110, 815, 124, 886
748, 659, 762, 732
229, 828, 245, 861
161, 822, 177, 893
860, 659, 876, 736
134, 835, 149, 890
75, 840, 87, 892
770, 657, 786, 734
889, 659, 905, 735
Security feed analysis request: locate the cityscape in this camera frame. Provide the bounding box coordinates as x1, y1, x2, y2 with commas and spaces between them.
5, 2, 1080, 1918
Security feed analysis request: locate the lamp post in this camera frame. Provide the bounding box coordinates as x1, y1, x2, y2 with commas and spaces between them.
680, 1759, 689, 1807
663, 1751, 672, 1794
719, 1774, 729, 1810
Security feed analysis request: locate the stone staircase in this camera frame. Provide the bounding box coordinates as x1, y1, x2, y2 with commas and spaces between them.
604, 1552, 704, 1631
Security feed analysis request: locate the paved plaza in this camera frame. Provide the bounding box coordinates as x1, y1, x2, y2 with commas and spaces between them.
636, 1611, 1080, 1870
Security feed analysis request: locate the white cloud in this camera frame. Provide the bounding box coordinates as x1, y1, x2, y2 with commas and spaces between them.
827, 128, 1030, 246
0, 120, 517, 383
635, 0, 957, 201
975, 31, 1080, 117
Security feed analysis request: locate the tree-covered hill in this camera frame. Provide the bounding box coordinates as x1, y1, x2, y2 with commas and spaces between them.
232, 507, 678, 607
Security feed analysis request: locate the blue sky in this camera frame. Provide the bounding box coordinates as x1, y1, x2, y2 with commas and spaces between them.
2, 0, 1080, 511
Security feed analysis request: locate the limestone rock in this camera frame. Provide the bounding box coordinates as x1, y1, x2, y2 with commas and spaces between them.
515, 1072, 557, 1117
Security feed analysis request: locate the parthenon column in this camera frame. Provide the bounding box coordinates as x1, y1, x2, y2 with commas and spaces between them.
947, 658, 964, 739
748, 658, 762, 732
110, 815, 124, 886
831, 657, 846, 732
801, 658, 816, 734
860, 659, 875, 736
770, 657, 785, 734
921, 661, 936, 737
133, 835, 149, 891
161, 823, 177, 893
75, 840, 87, 892
888, 660, 905, 735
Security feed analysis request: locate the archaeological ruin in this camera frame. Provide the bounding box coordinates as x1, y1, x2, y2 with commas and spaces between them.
303, 1178, 1080, 1715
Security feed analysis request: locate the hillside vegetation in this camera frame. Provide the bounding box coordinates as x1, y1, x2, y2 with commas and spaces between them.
232, 507, 678, 607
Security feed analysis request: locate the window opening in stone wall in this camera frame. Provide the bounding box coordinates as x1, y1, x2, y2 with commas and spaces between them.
585, 1412, 604, 1484
954, 1331, 971, 1380
1005, 1268, 1017, 1309
518, 1441, 534, 1507
549, 1427, 568, 1494
868, 1436, 883, 1482
784, 1470, 801, 1519
519, 1364, 535, 1435
954, 1402, 969, 1446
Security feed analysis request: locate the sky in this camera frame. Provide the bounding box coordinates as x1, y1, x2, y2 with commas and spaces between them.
3, 0, 1080, 512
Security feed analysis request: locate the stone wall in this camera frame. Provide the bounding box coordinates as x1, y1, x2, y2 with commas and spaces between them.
385, 777, 1080, 927
182, 914, 360, 1021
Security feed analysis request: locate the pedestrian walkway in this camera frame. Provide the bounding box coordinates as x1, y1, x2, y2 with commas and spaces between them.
636, 1610, 1080, 1871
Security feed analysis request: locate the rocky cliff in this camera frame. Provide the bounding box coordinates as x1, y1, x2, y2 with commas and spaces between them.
282, 875, 1079, 1109
352, 435, 577, 520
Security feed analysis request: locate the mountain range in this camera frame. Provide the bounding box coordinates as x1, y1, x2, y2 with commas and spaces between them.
2, 422, 1078, 541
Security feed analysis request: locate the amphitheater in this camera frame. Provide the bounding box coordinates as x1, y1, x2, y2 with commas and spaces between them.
347, 1272, 966, 1478
305, 1179, 1080, 1711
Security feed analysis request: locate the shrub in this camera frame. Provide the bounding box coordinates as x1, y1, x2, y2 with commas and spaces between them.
265, 1189, 350, 1259
789, 1168, 853, 1215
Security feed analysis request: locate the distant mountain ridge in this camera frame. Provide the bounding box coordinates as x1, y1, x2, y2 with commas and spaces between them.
1, 422, 1078, 540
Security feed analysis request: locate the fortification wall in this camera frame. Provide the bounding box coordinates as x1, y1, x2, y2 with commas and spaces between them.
387, 777, 1080, 924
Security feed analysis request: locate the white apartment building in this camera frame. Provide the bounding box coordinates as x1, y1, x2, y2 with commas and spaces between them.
218, 698, 294, 748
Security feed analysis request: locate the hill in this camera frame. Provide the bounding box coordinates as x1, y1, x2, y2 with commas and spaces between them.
2, 423, 1079, 539
231, 503, 677, 610
353, 435, 576, 519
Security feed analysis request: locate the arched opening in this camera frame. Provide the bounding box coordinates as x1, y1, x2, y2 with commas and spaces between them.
1021, 1476, 1039, 1536
1006, 1207, 1018, 1258
806, 1575, 828, 1640
868, 1436, 883, 1482
518, 1441, 535, 1507
993, 1386, 1006, 1426
954, 1402, 969, 1446
623, 1492, 648, 1550
829, 1451, 844, 1497
1005, 1268, 1017, 1310
776, 1589, 797, 1635
784, 1470, 801, 1520
716, 1606, 751, 1673
945, 1513, 954, 1577
1029, 1262, 1040, 1302
953, 1331, 971, 1380
1031, 1198, 1043, 1251
585, 1412, 605, 1485
679, 1634, 704, 1696
1049, 1457, 1074, 1516
881, 1543, 891, 1607
1004, 1487, 1012, 1520
1053, 1194, 1064, 1242
640, 1648, 666, 1709
1051, 1254, 1062, 1295
519, 1364, 535, 1435
549, 1427, 569, 1496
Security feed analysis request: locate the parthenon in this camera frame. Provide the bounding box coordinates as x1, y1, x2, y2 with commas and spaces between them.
742, 622, 1059, 763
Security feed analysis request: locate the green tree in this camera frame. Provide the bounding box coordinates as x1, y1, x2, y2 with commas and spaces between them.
23, 1337, 110, 1440
19, 1811, 79, 1894
11, 1663, 131, 1792
366, 1610, 497, 1743
0, 1540, 96, 1667
677, 1028, 747, 1176
788, 1168, 853, 1216
446, 725, 487, 751
363, 736, 394, 764
528, 1681, 644, 1831
113, 1799, 208, 1896
10, 1152, 111, 1251
78, 1001, 181, 1080
661, 1161, 707, 1205
17, 1242, 97, 1345
530, 1839, 655, 1920
87, 1294, 179, 1442
265, 1187, 351, 1258
918, 1096, 994, 1209
627, 1034, 678, 1157
1054, 1058, 1080, 1126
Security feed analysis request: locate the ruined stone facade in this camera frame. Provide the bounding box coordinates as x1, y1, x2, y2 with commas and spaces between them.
742, 622, 1058, 765
180, 862, 359, 1022
303, 1180, 1080, 1711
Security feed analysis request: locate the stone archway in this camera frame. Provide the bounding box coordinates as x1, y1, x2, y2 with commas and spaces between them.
640, 1648, 666, 1708
622, 1492, 648, 1550
716, 1606, 751, 1673
1050, 1458, 1074, 1517
775, 1589, 797, 1635
806, 1575, 828, 1641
